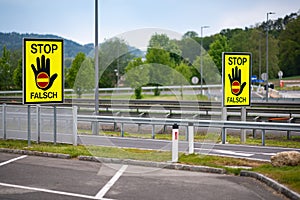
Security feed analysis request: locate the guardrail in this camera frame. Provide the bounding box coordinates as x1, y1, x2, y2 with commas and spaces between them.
78, 115, 300, 146
1, 98, 300, 122
1, 103, 299, 146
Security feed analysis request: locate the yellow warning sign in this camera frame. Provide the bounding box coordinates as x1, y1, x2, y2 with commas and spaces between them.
23, 38, 64, 104
222, 52, 251, 107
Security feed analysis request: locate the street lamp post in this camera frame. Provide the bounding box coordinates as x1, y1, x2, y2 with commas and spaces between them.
266, 12, 275, 102
93, 0, 99, 135
200, 26, 209, 96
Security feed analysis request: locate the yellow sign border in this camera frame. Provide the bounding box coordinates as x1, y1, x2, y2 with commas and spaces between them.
222, 52, 252, 107
23, 38, 64, 104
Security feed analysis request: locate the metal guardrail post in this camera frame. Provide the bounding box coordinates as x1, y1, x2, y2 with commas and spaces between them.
253, 116, 260, 138
2, 104, 6, 140
121, 123, 124, 137
185, 125, 189, 141
114, 122, 117, 132
72, 106, 78, 146
152, 124, 155, 139
287, 117, 294, 140
262, 129, 265, 146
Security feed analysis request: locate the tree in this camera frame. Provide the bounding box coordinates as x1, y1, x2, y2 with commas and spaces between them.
0, 46, 14, 90
177, 37, 200, 64
228, 28, 279, 79
208, 34, 232, 72
73, 58, 95, 98
174, 63, 192, 99
279, 15, 300, 76
13, 59, 22, 89
66, 52, 86, 88
125, 58, 149, 99
193, 52, 221, 85
182, 31, 199, 39
147, 33, 182, 66
98, 38, 132, 88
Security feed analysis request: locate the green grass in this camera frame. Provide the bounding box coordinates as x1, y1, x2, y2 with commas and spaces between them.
254, 164, 300, 193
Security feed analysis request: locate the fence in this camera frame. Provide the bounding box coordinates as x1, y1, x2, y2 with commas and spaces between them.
0, 104, 77, 145
1, 104, 300, 146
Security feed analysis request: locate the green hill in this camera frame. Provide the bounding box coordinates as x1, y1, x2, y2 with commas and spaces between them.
0, 32, 93, 58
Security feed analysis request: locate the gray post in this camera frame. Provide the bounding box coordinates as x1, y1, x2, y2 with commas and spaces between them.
36, 105, 41, 143
262, 129, 265, 146
221, 107, 227, 144
152, 124, 155, 139
121, 123, 124, 137
93, 0, 100, 135
2, 104, 6, 140
27, 105, 31, 146
241, 107, 247, 143
185, 125, 189, 141
188, 122, 194, 154
53, 106, 57, 145
72, 106, 78, 146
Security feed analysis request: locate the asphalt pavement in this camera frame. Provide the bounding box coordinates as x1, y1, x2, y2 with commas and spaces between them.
0, 152, 286, 200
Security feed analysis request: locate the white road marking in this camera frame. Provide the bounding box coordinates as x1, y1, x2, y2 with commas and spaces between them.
95, 165, 128, 199
0, 155, 27, 167
195, 147, 278, 157
211, 149, 254, 157
260, 153, 276, 156
0, 182, 114, 200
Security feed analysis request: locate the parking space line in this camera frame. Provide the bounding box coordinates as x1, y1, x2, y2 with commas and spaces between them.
95, 165, 128, 199
0, 182, 114, 200
0, 155, 27, 167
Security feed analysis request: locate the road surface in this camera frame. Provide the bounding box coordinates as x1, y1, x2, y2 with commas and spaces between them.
0, 152, 286, 200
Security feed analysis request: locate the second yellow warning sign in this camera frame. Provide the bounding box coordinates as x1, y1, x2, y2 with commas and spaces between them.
23, 38, 64, 104
222, 52, 252, 107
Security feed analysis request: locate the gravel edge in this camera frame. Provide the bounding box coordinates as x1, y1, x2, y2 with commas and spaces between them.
240, 170, 300, 200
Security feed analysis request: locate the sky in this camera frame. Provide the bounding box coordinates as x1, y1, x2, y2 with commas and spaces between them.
0, 0, 299, 46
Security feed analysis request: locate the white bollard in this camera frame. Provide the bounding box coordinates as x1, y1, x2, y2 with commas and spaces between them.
188, 122, 194, 154
172, 123, 179, 162
72, 106, 78, 146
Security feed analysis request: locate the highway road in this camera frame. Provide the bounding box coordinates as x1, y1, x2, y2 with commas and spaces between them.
0, 152, 286, 200
78, 135, 300, 161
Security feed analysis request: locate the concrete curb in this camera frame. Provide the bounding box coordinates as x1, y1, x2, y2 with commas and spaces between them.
240, 170, 300, 200
78, 155, 226, 174
0, 148, 71, 159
